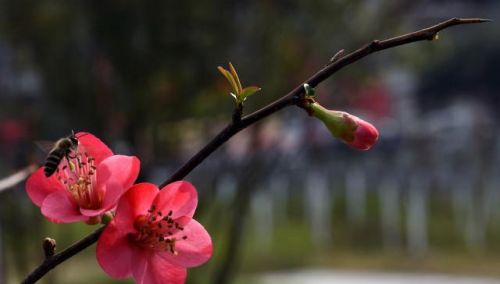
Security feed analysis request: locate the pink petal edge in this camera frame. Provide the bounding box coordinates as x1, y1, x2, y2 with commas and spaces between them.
154, 181, 198, 219
76, 132, 113, 164
131, 252, 150, 284
96, 155, 140, 190
134, 253, 187, 284
26, 167, 65, 207
97, 221, 135, 278
41, 191, 88, 223
99, 180, 129, 213
158, 219, 213, 268
113, 183, 159, 232
80, 179, 129, 217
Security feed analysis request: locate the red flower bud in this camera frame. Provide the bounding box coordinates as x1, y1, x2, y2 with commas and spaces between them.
309, 102, 379, 150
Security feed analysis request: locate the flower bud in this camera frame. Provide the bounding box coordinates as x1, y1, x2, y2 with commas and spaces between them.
101, 211, 114, 225
42, 237, 56, 258
309, 102, 379, 150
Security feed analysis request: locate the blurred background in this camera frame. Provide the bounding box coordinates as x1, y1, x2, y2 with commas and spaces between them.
0, 0, 499, 283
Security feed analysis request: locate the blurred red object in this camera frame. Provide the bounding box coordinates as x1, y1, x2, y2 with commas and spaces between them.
352, 80, 392, 119
0, 119, 27, 144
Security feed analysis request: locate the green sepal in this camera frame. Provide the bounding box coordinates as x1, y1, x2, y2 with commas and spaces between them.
309, 102, 356, 142
101, 212, 114, 224
303, 83, 316, 97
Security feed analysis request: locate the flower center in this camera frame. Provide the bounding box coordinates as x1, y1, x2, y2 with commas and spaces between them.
130, 206, 188, 255
56, 151, 100, 209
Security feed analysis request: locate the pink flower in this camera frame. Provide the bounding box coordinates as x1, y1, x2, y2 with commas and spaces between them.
26, 132, 140, 224
339, 112, 379, 150
97, 182, 213, 284
309, 102, 379, 150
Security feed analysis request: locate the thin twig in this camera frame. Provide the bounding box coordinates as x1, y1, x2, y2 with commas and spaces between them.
22, 17, 488, 283
21, 227, 105, 284
330, 49, 345, 63
0, 165, 37, 193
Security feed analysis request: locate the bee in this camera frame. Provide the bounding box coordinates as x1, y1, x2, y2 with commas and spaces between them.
43, 131, 79, 177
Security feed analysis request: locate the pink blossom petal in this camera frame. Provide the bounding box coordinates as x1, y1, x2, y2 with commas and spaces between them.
99, 180, 126, 212
79, 207, 105, 218
80, 155, 140, 217
133, 253, 187, 284
25, 167, 65, 207
114, 183, 159, 231
96, 155, 140, 190
41, 191, 87, 223
131, 252, 150, 284
76, 132, 113, 164
96, 222, 134, 278
79, 180, 121, 217
350, 116, 379, 150
158, 219, 213, 268
154, 181, 198, 219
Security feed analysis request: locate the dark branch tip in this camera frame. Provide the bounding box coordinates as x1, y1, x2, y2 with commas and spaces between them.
477, 18, 493, 23
329, 49, 345, 63
370, 40, 380, 48
42, 237, 56, 259
455, 17, 492, 24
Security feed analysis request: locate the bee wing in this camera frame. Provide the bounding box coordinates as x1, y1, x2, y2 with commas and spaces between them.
35, 140, 56, 153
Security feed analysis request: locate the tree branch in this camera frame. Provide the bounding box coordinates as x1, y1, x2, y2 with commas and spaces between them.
21, 227, 104, 284
160, 17, 489, 187
22, 17, 488, 283
0, 165, 37, 193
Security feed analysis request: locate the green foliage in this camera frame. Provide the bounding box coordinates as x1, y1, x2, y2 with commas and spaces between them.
218, 63, 261, 105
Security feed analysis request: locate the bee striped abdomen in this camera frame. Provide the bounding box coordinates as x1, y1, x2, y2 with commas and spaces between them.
44, 149, 65, 177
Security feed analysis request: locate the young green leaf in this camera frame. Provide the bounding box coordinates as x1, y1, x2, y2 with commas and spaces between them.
219, 63, 262, 105
240, 86, 261, 101
229, 62, 243, 94
218, 66, 239, 95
